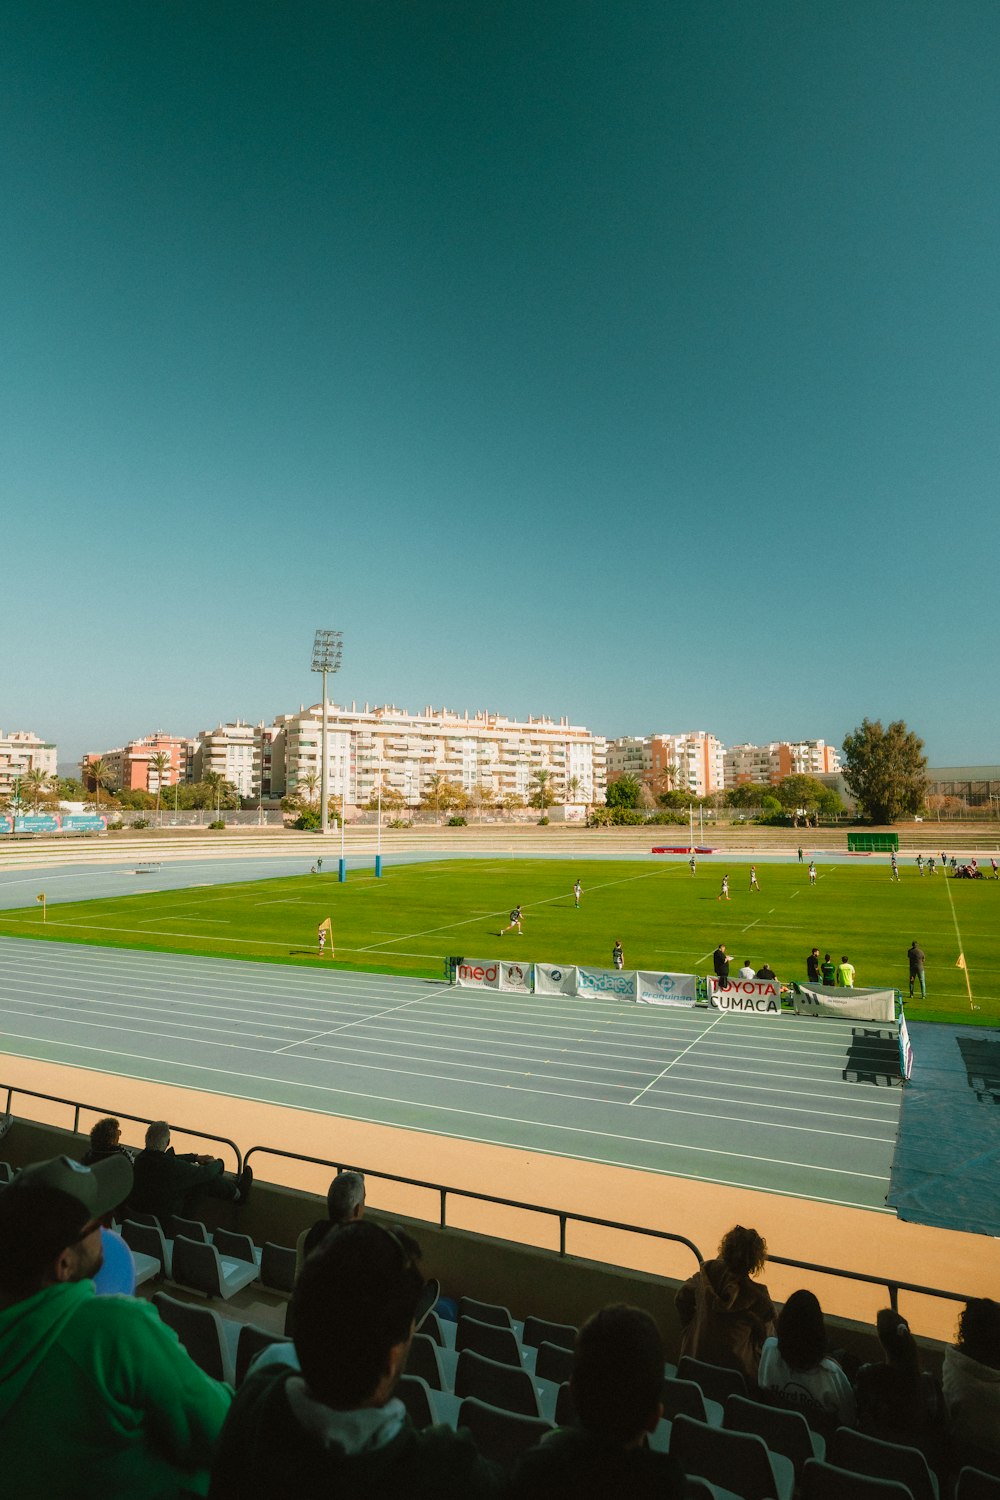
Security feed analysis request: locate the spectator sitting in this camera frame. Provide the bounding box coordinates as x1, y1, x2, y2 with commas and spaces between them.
755, 963, 776, 980
510, 1305, 687, 1499
855, 1309, 947, 1469
209, 1219, 501, 1499
757, 1289, 855, 1426
130, 1120, 251, 1222
82, 1115, 135, 1166
675, 1225, 776, 1381
0, 1154, 231, 1498
296, 1169, 366, 1275
942, 1298, 1000, 1472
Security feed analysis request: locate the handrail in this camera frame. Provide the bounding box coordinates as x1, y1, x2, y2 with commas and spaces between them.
243, 1143, 705, 1267
765, 1253, 971, 1314
1, 1083, 243, 1172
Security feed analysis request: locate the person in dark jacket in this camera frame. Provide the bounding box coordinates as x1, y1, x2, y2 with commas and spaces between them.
209, 1220, 501, 1500
510, 1305, 687, 1499
82, 1116, 135, 1166
130, 1121, 251, 1220
675, 1225, 776, 1381
855, 1309, 947, 1472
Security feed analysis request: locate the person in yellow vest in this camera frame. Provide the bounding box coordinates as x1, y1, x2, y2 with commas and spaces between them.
836, 955, 856, 988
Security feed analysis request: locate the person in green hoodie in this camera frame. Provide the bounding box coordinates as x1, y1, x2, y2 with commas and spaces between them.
0, 1154, 231, 1500
209, 1219, 502, 1499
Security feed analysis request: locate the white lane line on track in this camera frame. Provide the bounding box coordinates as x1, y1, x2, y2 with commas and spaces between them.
0, 1025, 888, 1183
629, 1012, 727, 1104
274, 996, 427, 1053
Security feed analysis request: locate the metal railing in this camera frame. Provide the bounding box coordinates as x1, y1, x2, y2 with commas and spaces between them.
1, 1082, 976, 1318
0, 1083, 243, 1171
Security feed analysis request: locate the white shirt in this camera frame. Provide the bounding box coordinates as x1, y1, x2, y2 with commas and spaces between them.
758, 1337, 856, 1425
738, 965, 756, 979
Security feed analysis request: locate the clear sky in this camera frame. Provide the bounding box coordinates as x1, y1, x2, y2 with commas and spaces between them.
2, 2, 997, 767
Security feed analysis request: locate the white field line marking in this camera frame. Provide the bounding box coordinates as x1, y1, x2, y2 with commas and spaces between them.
942, 875, 975, 1004
274, 995, 426, 1053
0, 1002, 894, 1149
741, 918, 761, 933
0, 1025, 889, 1181
629, 1013, 727, 1104
357, 864, 687, 951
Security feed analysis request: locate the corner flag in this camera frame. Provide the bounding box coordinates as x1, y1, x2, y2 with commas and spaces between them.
956, 952, 966, 969
318, 916, 334, 956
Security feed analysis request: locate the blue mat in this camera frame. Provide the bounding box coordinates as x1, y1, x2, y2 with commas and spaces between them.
888, 1021, 1000, 1237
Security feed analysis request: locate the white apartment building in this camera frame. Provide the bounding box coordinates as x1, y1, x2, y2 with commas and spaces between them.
0, 730, 58, 800
192, 721, 256, 797
723, 740, 841, 788
606, 732, 724, 798
266, 702, 606, 809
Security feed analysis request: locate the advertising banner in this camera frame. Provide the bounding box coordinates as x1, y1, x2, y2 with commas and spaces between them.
0, 817, 11, 834
60, 815, 107, 832
533, 964, 578, 996
791, 984, 896, 1022
13, 816, 60, 833
898, 1012, 914, 1080
455, 959, 501, 990
499, 961, 533, 994
708, 978, 782, 1015
636, 971, 698, 1007
576, 966, 638, 1002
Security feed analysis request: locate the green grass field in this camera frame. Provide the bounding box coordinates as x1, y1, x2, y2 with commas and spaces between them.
0, 858, 995, 1024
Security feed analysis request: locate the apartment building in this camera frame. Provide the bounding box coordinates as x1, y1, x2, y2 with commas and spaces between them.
606, 732, 724, 798
0, 730, 58, 801
82, 733, 191, 793
266, 702, 606, 809
191, 721, 256, 797
723, 740, 841, 787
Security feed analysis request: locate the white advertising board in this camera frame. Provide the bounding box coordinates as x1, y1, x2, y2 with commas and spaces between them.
636, 971, 698, 1007
455, 959, 501, 990
576, 966, 638, 1001
499, 961, 533, 994
533, 964, 578, 996
791, 985, 896, 1022
708, 978, 782, 1015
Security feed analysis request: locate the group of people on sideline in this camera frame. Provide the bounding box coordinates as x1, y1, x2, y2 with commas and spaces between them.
674, 1224, 1000, 1483
1, 1145, 997, 1498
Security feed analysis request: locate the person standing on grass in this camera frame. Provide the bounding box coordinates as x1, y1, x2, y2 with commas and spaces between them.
907, 941, 926, 999
717, 874, 730, 901
689, 854, 697, 877
317, 923, 327, 957
612, 940, 624, 971
928, 855, 936, 875
573, 879, 582, 908
821, 953, 836, 984
890, 852, 900, 881
916, 854, 924, 876
992, 856, 998, 878
807, 948, 821, 983
798, 847, 804, 863
500, 905, 523, 936
808, 860, 817, 885
713, 944, 731, 984
749, 865, 761, 893
836, 955, 856, 988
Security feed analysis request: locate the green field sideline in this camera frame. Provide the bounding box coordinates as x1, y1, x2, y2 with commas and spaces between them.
0, 858, 995, 1025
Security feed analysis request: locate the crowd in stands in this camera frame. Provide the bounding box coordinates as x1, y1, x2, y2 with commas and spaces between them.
0, 1145, 998, 1499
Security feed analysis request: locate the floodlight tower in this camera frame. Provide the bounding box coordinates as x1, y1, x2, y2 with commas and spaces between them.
311, 629, 343, 838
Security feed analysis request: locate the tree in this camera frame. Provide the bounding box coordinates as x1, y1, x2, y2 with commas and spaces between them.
773, 774, 840, 826
499, 791, 524, 819
606, 774, 642, 811
529, 768, 556, 818
83, 757, 113, 808
364, 782, 406, 813
841, 718, 928, 824
724, 783, 772, 809
298, 771, 321, 811
566, 775, 583, 805
149, 752, 171, 817
21, 768, 56, 812
420, 774, 465, 818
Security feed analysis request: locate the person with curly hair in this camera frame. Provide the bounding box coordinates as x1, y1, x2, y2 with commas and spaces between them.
942, 1298, 1000, 1471
675, 1225, 775, 1381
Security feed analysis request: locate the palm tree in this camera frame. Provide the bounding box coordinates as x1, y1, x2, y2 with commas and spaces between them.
529, 768, 556, 820
83, 757, 113, 809
21, 768, 55, 813
150, 752, 171, 818
566, 775, 582, 805
299, 771, 321, 811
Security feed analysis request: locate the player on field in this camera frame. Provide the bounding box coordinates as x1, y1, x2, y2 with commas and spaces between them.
928, 855, 936, 875
573, 879, 582, 908
612, 940, 624, 970
749, 865, 760, 892
717, 875, 730, 901
808, 861, 817, 884
689, 854, 697, 877
890, 853, 900, 881
500, 905, 523, 936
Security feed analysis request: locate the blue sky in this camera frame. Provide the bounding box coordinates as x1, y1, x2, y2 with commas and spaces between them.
1, 2, 997, 766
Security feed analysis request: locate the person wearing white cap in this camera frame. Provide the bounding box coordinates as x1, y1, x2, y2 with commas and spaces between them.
0, 1154, 231, 1497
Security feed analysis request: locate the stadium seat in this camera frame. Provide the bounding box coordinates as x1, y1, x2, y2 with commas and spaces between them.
170, 1215, 209, 1243
670, 1412, 794, 1500
828, 1426, 939, 1500
456, 1314, 522, 1367
454, 1348, 541, 1418
170, 1234, 258, 1301
521, 1313, 577, 1350
458, 1295, 515, 1330
678, 1355, 749, 1407
235, 1322, 285, 1385
420, 1308, 447, 1347
661, 1375, 723, 1426
260, 1241, 296, 1292
121, 1217, 172, 1277
956, 1469, 1000, 1500
724, 1392, 825, 1479
534, 1339, 574, 1385
555, 1381, 575, 1427
212, 1227, 261, 1268
398, 1373, 435, 1429
456, 1396, 553, 1469
0, 1161, 14, 1183
802, 1459, 914, 1499
404, 1331, 447, 1391
153, 1291, 237, 1385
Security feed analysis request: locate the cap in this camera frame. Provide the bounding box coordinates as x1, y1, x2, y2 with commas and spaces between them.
15, 1154, 133, 1223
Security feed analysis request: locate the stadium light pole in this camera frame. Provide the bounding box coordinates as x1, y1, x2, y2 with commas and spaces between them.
311, 629, 343, 839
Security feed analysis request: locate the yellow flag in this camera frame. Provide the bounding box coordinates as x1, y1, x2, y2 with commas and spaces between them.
36, 893, 45, 903
956, 952, 966, 970
318, 917, 332, 935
